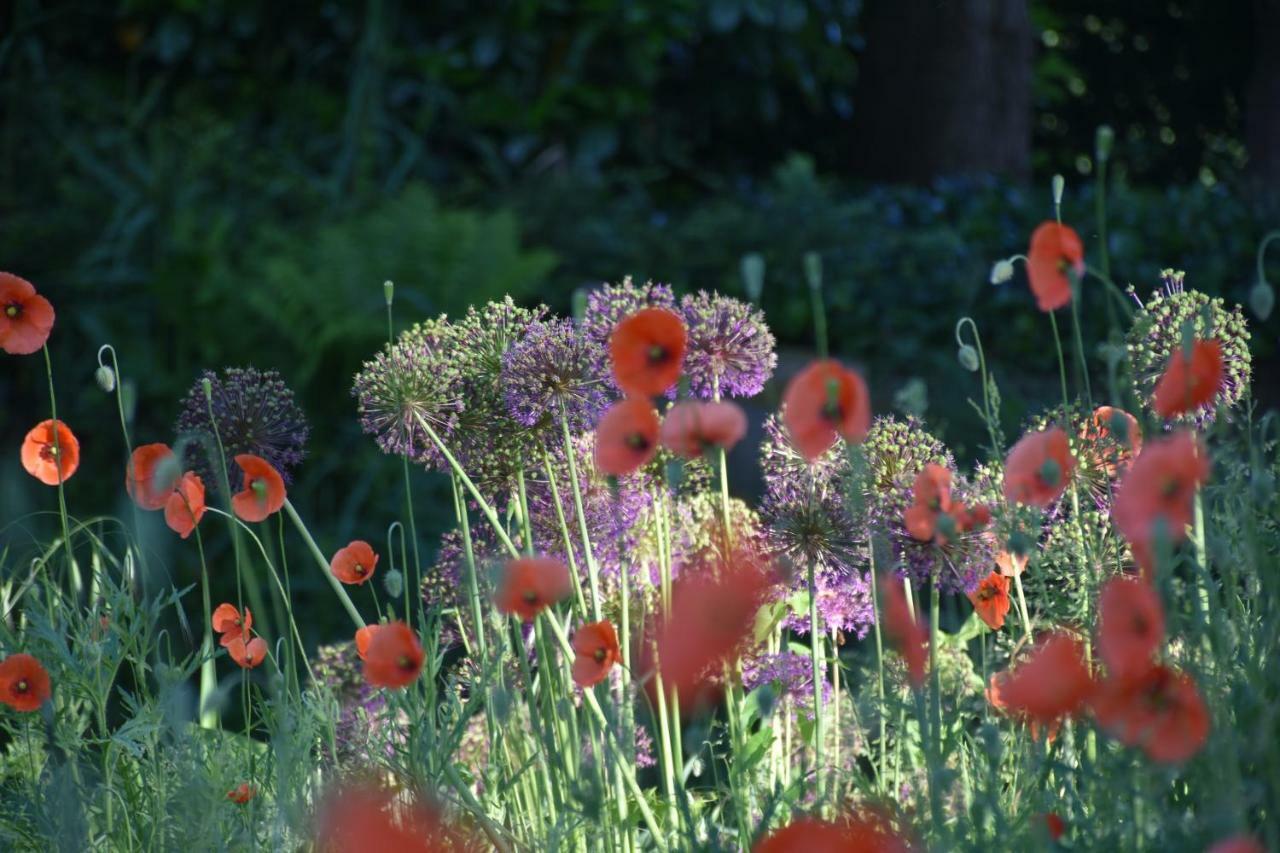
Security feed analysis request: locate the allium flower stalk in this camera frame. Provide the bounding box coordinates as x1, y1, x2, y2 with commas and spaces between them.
175, 366, 309, 491
352, 318, 463, 470
1127, 270, 1251, 426
742, 651, 831, 720
501, 318, 611, 433
681, 291, 778, 399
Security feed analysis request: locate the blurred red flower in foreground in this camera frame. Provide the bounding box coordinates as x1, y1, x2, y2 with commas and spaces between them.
782, 359, 871, 461
1003, 427, 1075, 507
1097, 577, 1164, 680
1026, 222, 1084, 312
880, 576, 928, 688
495, 557, 572, 622
609, 307, 687, 398
1091, 663, 1208, 764
0, 272, 56, 355
0, 653, 52, 712
996, 631, 1093, 724
1153, 338, 1223, 419
226, 783, 255, 805
21, 420, 80, 486
126, 443, 179, 510
1205, 835, 1267, 853
164, 472, 207, 539
1113, 432, 1210, 565
1042, 813, 1066, 841
754, 812, 912, 853
331, 540, 379, 586
967, 571, 1011, 630
594, 399, 660, 475
572, 620, 621, 688
314, 782, 466, 853
363, 621, 424, 689
231, 454, 286, 522
659, 400, 748, 460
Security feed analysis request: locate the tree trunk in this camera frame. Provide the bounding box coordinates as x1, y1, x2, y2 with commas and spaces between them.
1247, 0, 1280, 187
848, 0, 1033, 183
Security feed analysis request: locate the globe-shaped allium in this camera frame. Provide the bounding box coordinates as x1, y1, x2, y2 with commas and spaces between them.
1127, 270, 1251, 427
174, 366, 309, 492
581, 277, 677, 349
680, 291, 777, 399
742, 651, 831, 720
352, 318, 463, 470
502, 319, 611, 433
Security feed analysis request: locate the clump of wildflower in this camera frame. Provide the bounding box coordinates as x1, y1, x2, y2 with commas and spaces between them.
175, 367, 309, 491
1126, 270, 1251, 426
742, 651, 831, 720
681, 291, 778, 399
502, 318, 610, 433
581, 277, 677, 350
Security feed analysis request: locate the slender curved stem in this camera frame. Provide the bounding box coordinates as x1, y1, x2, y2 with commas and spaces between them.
282, 500, 365, 629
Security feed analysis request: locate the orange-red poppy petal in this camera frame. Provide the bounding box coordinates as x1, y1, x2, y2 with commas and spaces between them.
0, 272, 56, 355
126, 443, 179, 510
1026, 222, 1084, 312
331, 540, 379, 585
1097, 576, 1164, 680
782, 360, 871, 461
231, 454, 286, 522
659, 400, 748, 459
163, 472, 206, 539
572, 620, 621, 687
363, 621, 424, 689
20, 420, 80, 486
997, 631, 1094, 724
1152, 338, 1224, 419
1003, 427, 1075, 507
227, 635, 268, 669
594, 399, 660, 475
495, 557, 573, 622
609, 307, 687, 397
0, 653, 52, 712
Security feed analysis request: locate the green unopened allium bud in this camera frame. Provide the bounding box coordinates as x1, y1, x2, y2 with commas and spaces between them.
803, 251, 823, 292
95, 365, 116, 393
957, 344, 980, 372
383, 569, 404, 599
989, 258, 1015, 285
201, 377, 213, 403
1250, 281, 1273, 321
1095, 125, 1115, 162
383, 280, 394, 306
571, 287, 589, 324
1052, 174, 1065, 208
741, 252, 766, 302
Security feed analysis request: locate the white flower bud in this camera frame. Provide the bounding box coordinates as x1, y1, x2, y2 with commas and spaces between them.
989, 258, 1015, 285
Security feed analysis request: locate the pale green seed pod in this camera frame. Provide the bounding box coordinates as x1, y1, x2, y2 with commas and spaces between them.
95, 365, 116, 393
740, 252, 765, 303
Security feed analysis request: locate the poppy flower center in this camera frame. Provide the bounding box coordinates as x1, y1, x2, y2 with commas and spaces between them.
354, 563, 366, 576
1038, 458, 1061, 486
250, 478, 268, 501
594, 647, 607, 663
522, 590, 539, 604
40, 444, 59, 461
625, 432, 651, 451
4, 303, 19, 318
647, 344, 668, 364
14, 678, 29, 694
398, 654, 414, 670
1160, 477, 1181, 499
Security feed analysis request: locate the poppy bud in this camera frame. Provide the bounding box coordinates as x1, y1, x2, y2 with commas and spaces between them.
1095, 124, 1114, 162
383, 279, 394, 307
1052, 174, 1065, 208
383, 569, 403, 599
202, 377, 213, 403
740, 252, 765, 303
95, 365, 116, 393
1249, 280, 1274, 321
957, 344, 980, 372
989, 258, 1015, 285
803, 251, 822, 293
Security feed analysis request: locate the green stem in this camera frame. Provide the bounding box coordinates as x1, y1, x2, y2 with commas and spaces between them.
1012, 571, 1033, 643
807, 560, 825, 803
194, 528, 218, 729
558, 400, 602, 621
867, 551, 888, 793
282, 499, 366, 629
41, 344, 79, 598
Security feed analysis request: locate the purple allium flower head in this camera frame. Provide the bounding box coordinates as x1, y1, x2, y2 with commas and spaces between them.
352, 318, 463, 470
680, 290, 777, 399
501, 318, 611, 433
742, 651, 831, 720
175, 366, 309, 492
581, 277, 677, 349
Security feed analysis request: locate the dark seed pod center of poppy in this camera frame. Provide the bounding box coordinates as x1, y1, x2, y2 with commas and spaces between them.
522, 590, 539, 604
1160, 477, 1180, 499
625, 433, 650, 451
355, 563, 366, 576
398, 654, 413, 670
1038, 459, 1061, 487
594, 647, 607, 663
647, 344, 668, 363
14, 679, 29, 694
5, 304, 19, 318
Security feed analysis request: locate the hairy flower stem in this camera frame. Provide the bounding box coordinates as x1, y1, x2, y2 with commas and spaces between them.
194, 528, 218, 729
282, 500, 365, 629
41, 344, 80, 599
558, 400, 602, 621
807, 559, 826, 806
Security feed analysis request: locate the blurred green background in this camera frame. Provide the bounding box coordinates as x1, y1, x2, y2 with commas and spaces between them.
2, 0, 1277, 646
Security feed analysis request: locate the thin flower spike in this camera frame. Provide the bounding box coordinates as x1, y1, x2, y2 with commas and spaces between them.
495, 557, 572, 622
659, 400, 748, 459
1097, 577, 1164, 680
330, 540, 379, 586
996, 631, 1094, 724
1003, 427, 1075, 507
1026, 222, 1084, 312
880, 576, 928, 688
572, 620, 622, 687
1152, 338, 1224, 419
230, 453, 286, 522
0, 653, 52, 712
782, 359, 871, 461
362, 621, 424, 689
20, 420, 80, 486
1091, 663, 1209, 763
126, 443, 179, 510
0, 272, 56, 355
967, 571, 1011, 630
608, 307, 688, 397
594, 399, 660, 476
163, 472, 206, 539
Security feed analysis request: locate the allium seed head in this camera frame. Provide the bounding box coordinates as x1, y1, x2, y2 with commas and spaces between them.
681, 291, 778, 399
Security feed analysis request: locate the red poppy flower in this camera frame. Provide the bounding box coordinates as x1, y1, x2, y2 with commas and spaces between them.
594, 399, 660, 475
227, 783, 255, 805
1042, 813, 1065, 841
904, 463, 952, 542
0, 653, 52, 712
20, 419, 80, 486
994, 546, 1028, 578
753, 813, 911, 853
1091, 663, 1208, 763
231, 454, 286, 522
0, 272, 55, 355
164, 472, 206, 539
653, 553, 771, 697
997, 631, 1094, 724
967, 571, 1011, 630
1026, 222, 1084, 312
1205, 835, 1267, 853
314, 782, 463, 853
1113, 432, 1210, 558
355, 625, 378, 661
572, 620, 622, 688
1152, 338, 1224, 419
659, 400, 748, 460
494, 557, 572, 622
1080, 406, 1142, 477
782, 359, 872, 461
227, 634, 268, 669
986, 674, 1060, 742
609, 307, 688, 397
953, 502, 991, 532
212, 603, 252, 648
363, 620, 424, 689
331, 540, 379, 586
1003, 427, 1075, 507
880, 576, 928, 688
126, 443, 179, 510
1097, 577, 1164, 680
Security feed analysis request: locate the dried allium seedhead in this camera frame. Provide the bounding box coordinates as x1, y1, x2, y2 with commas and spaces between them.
681, 291, 778, 399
